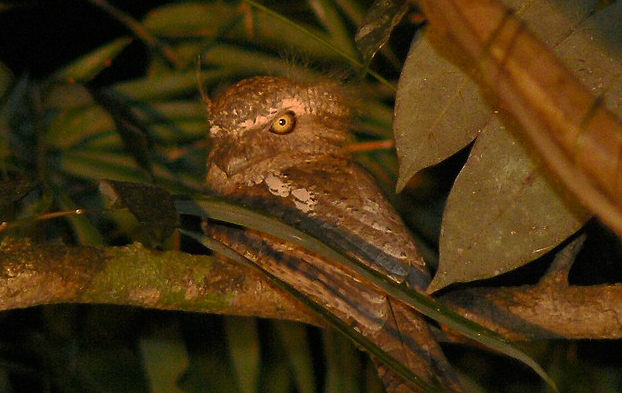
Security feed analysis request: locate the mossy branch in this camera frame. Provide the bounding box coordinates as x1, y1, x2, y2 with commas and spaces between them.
2, 237, 621, 341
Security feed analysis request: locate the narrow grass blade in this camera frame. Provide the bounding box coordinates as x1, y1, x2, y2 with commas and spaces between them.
176, 197, 557, 391
179, 228, 444, 393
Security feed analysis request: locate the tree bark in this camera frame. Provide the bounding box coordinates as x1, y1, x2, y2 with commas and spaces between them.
1, 238, 620, 340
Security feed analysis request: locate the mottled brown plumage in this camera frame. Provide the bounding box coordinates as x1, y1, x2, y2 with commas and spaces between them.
205, 76, 462, 392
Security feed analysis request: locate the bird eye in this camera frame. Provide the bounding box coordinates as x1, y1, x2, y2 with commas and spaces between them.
269, 111, 296, 134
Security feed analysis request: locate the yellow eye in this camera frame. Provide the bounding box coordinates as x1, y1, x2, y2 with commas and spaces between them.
270, 111, 296, 134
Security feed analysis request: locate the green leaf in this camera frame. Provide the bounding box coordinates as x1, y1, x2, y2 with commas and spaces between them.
201, 44, 329, 81
355, 0, 409, 65
60, 147, 204, 194
323, 329, 363, 393
45, 105, 115, 149
46, 97, 205, 150
428, 120, 588, 292
224, 316, 260, 393
401, 0, 619, 291
176, 198, 558, 391
393, 29, 491, 192
309, 0, 358, 60
99, 179, 178, 246
178, 341, 240, 393
87, 0, 181, 69
260, 344, 293, 393
90, 88, 155, 180
143, 2, 242, 38
273, 321, 315, 393
394, 0, 597, 191
145, 100, 206, 122
113, 69, 231, 101
52, 37, 132, 83
242, 0, 392, 87
554, 0, 622, 120
61, 149, 144, 181
43, 83, 94, 109
144, 1, 356, 61
139, 337, 189, 393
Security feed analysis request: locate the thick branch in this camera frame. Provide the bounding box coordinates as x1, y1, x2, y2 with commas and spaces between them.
438, 284, 622, 341
0, 238, 322, 326
1, 238, 621, 340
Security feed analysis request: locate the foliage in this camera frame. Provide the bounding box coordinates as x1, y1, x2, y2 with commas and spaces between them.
1, 0, 622, 393
0, 2, 412, 392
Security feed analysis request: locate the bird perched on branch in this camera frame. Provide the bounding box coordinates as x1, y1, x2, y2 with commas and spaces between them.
204, 76, 462, 393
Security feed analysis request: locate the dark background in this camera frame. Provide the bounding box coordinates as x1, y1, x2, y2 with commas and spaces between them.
0, 1, 169, 82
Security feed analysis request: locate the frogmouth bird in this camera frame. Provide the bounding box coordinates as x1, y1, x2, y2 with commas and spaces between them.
204, 76, 462, 393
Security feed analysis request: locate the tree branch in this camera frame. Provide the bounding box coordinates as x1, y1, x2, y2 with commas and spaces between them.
2, 238, 620, 341
438, 283, 622, 340
0, 237, 321, 326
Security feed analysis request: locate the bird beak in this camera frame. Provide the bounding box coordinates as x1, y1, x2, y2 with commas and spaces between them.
210, 142, 273, 177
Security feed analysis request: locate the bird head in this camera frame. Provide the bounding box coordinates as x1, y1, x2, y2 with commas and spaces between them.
206, 76, 354, 177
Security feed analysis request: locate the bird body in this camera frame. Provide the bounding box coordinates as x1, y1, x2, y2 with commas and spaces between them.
205, 76, 462, 392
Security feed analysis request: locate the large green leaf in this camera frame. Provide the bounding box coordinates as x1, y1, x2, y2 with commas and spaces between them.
395, 0, 598, 191
429, 119, 588, 291
394, 0, 622, 290
393, 29, 491, 192
428, 0, 622, 291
